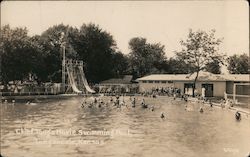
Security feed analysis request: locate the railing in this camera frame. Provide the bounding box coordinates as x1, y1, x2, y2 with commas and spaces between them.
0, 91, 59, 96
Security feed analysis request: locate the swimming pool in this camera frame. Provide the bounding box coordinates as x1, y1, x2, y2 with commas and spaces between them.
1, 96, 250, 157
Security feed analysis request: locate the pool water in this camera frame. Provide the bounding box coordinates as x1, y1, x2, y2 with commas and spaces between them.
1, 96, 250, 157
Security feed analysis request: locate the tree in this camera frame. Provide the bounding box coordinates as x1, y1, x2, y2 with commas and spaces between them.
167, 57, 194, 74
128, 37, 166, 78
176, 29, 224, 96
70, 23, 118, 83
0, 25, 42, 84
111, 51, 129, 77
205, 60, 221, 74
227, 54, 249, 74
39, 24, 78, 82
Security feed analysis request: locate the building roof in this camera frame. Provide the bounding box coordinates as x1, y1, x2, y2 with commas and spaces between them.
223, 75, 250, 82
100, 75, 133, 85
136, 72, 250, 82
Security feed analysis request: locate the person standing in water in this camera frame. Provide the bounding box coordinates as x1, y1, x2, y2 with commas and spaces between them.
132, 97, 136, 108
115, 96, 120, 107
141, 98, 148, 108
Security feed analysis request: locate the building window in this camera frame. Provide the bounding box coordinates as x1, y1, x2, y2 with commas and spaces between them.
149, 81, 153, 83
161, 81, 166, 83
155, 81, 160, 83
184, 83, 194, 88
168, 81, 173, 83
142, 81, 147, 83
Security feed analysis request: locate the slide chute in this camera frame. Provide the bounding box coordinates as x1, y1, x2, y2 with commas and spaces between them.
66, 66, 82, 93
65, 63, 95, 94
78, 66, 95, 93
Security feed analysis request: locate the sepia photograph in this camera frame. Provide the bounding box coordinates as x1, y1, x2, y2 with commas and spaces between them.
0, 1, 249, 157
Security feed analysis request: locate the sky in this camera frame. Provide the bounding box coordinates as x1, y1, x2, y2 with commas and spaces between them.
1, 1, 249, 58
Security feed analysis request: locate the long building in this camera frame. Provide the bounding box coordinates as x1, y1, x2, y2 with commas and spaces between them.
136, 71, 250, 97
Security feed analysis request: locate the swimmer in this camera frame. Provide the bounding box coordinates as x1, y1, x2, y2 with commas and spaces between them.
221, 103, 225, 109
94, 98, 97, 103
235, 111, 241, 121
81, 115, 86, 118
184, 96, 188, 102
4, 100, 8, 103
143, 103, 148, 108
209, 101, 213, 107
161, 112, 165, 119
141, 99, 145, 106
120, 100, 125, 106
220, 100, 225, 109
98, 103, 102, 108
132, 103, 135, 108
116, 99, 120, 108
229, 100, 234, 107
88, 102, 93, 108
184, 104, 188, 110
81, 103, 85, 108
110, 97, 113, 102
12, 100, 15, 105
199, 107, 204, 113
26, 101, 31, 105
151, 106, 155, 111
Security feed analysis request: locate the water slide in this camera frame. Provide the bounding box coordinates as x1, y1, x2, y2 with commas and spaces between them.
78, 66, 96, 93
66, 66, 82, 94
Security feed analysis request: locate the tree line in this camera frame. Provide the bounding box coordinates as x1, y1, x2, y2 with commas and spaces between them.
1, 24, 249, 85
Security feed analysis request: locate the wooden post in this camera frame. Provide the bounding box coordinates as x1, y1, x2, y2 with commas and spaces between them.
233, 83, 236, 103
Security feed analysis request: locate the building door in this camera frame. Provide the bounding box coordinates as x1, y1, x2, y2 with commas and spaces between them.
202, 84, 213, 97
184, 83, 194, 96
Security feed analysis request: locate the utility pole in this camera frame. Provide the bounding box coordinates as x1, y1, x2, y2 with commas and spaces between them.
60, 32, 66, 93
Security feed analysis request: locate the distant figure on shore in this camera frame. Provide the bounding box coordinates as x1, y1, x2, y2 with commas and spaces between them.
235, 111, 241, 121
201, 87, 206, 100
